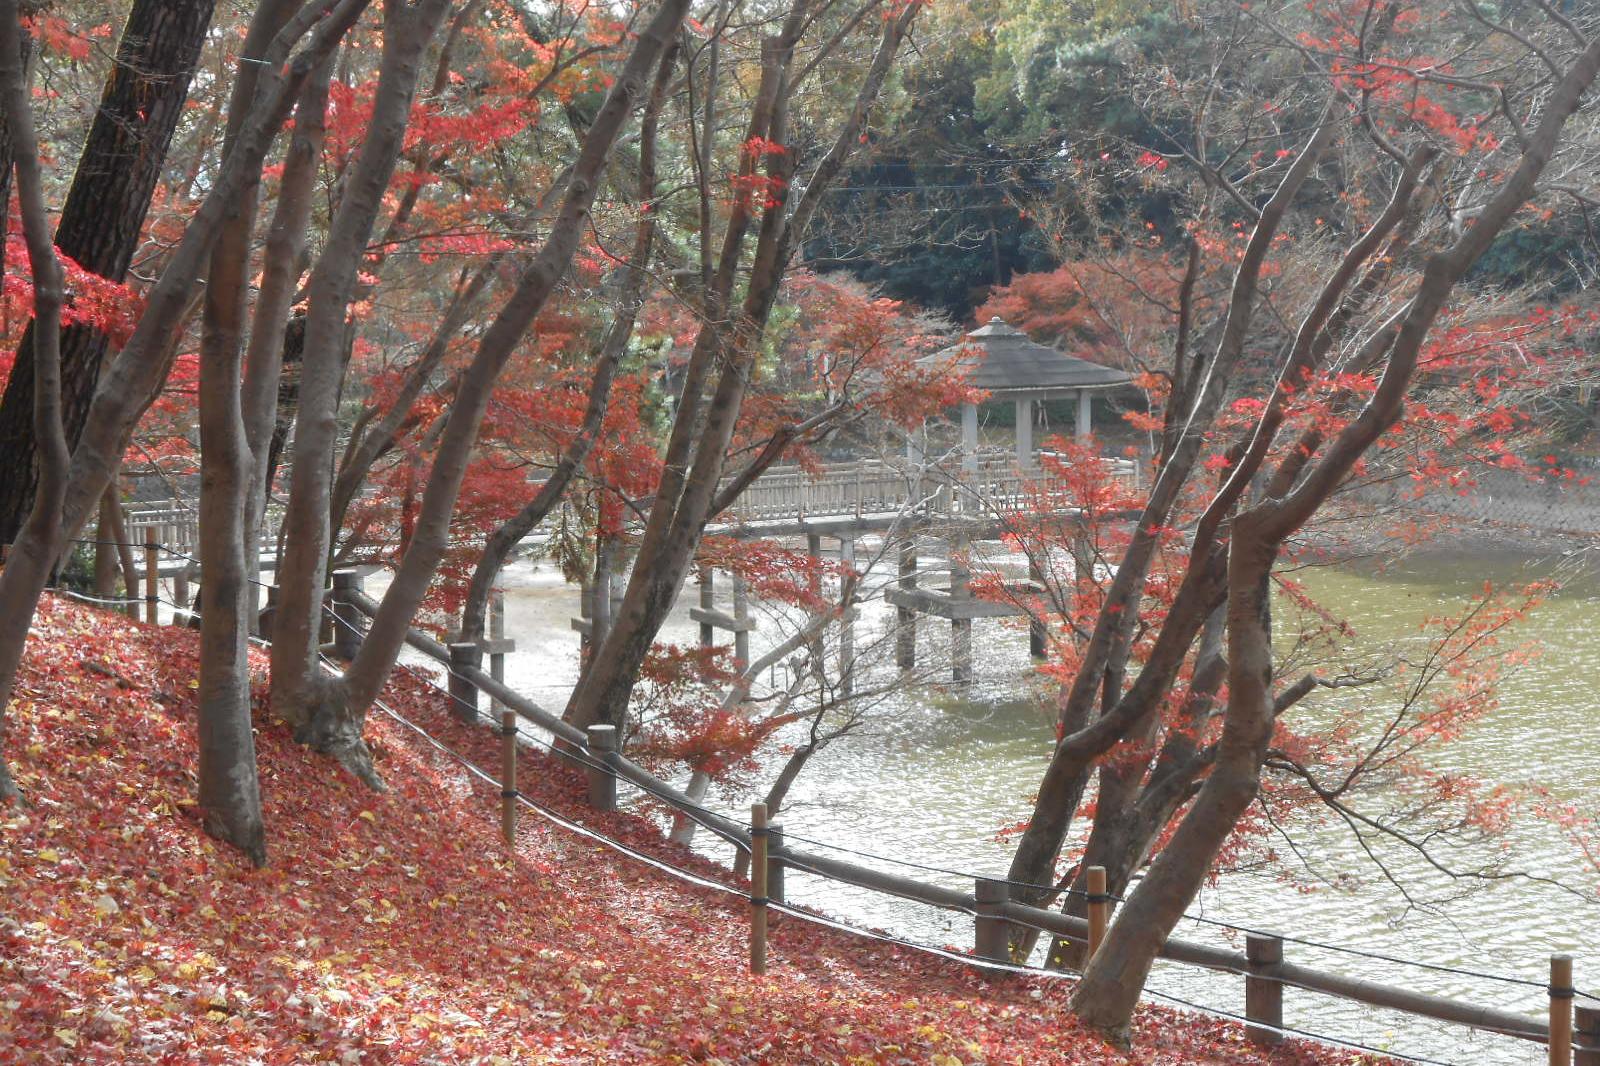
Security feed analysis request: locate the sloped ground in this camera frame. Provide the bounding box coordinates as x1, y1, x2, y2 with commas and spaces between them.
0, 596, 1387, 1064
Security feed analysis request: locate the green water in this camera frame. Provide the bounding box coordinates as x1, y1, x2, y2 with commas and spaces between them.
498, 548, 1600, 1064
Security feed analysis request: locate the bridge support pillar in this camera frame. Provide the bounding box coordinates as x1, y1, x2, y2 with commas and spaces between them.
698, 566, 715, 648
839, 536, 856, 695
733, 572, 751, 667
950, 535, 972, 683
896, 537, 917, 670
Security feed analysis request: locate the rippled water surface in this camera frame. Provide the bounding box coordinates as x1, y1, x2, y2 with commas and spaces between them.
484, 546, 1600, 1064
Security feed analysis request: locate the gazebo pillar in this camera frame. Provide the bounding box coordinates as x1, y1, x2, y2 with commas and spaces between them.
1076, 390, 1092, 439
961, 402, 978, 472
1015, 397, 1034, 468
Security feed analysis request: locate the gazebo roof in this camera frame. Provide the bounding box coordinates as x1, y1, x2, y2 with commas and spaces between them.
923, 317, 1132, 396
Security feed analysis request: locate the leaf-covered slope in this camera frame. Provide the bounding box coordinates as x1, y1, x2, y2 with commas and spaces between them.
1, 596, 1383, 1064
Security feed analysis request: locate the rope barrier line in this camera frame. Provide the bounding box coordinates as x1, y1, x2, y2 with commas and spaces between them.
363, 683, 1473, 1066
312, 585, 1600, 1005
44, 542, 1600, 1009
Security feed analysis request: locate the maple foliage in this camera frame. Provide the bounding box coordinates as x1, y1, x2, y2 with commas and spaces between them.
0, 596, 1402, 1065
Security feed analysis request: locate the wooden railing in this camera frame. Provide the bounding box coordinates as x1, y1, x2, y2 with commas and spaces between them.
722, 455, 1132, 525
324, 573, 1593, 1064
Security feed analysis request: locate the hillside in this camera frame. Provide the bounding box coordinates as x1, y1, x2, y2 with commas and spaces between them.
1, 596, 1384, 1064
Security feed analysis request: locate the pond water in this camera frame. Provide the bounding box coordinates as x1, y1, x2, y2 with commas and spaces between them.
477, 544, 1600, 1065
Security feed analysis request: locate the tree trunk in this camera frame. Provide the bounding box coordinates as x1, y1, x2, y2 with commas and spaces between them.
0, 0, 375, 785
0, 0, 69, 802
1070, 522, 1278, 1040
242, 58, 335, 632
457, 69, 669, 643
0, 0, 216, 544
563, 3, 917, 736
337, 0, 692, 728
192, 0, 312, 866
268, 0, 456, 781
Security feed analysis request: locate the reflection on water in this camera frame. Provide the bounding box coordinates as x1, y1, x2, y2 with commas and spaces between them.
491, 547, 1599, 1065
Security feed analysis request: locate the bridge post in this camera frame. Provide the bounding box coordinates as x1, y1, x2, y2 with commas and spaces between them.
896, 537, 917, 669
950, 534, 972, 683
839, 537, 856, 696
698, 566, 715, 648
1071, 519, 1094, 589
733, 572, 751, 668
330, 570, 365, 660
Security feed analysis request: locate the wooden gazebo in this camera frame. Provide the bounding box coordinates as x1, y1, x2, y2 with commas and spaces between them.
920, 317, 1133, 467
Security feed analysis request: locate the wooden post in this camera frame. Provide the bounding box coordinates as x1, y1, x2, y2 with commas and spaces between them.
950, 534, 971, 683
173, 567, 191, 616
143, 529, 159, 623
488, 588, 510, 712
446, 642, 482, 723
698, 566, 715, 648
1086, 865, 1110, 961
974, 877, 1009, 963
1245, 933, 1284, 1047
732, 571, 751, 668
838, 537, 856, 697
896, 538, 917, 670
500, 709, 518, 846
586, 724, 618, 812
1552, 954, 1575, 1066
330, 570, 364, 659
767, 824, 785, 906
1575, 1003, 1600, 1066
750, 803, 769, 975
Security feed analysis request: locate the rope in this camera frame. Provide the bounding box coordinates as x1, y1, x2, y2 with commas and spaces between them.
55, 549, 1599, 1009
363, 685, 1479, 1066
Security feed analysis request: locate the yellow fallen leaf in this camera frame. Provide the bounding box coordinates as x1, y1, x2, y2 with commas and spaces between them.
54, 1028, 78, 1047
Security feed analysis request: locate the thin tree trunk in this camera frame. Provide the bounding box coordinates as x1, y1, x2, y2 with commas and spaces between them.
0, 0, 217, 544
0, 0, 67, 802
457, 45, 673, 644
564, 4, 918, 735
0, 0, 374, 770
192, 0, 312, 865
242, 57, 335, 633
268, 0, 456, 778
337, 0, 693, 731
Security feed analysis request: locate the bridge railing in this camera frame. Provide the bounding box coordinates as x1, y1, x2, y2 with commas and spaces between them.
725, 455, 1132, 525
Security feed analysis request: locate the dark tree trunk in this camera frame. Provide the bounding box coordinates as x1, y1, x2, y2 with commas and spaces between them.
0, 0, 215, 542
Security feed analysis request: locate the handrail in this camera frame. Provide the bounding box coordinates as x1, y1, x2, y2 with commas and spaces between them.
335, 563, 1556, 1052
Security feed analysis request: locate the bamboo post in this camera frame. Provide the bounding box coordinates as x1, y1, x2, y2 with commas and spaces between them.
750, 803, 769, 975
143, 529, 159, 623
1245, 933, 1284, 1047
499, 709, 518, 846
1552, 954, 1575, 1066
973, 877, 1010, 963
1086, 865, 1110, 961
767, 824, 786, 906
1575, 1003, 1600, 1066
585, 724, 618, 812
446, 642, 482, 723
330, 570, 364, 659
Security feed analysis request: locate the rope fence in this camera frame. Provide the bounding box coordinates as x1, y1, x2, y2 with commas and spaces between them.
29, 537, 1600, 1066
